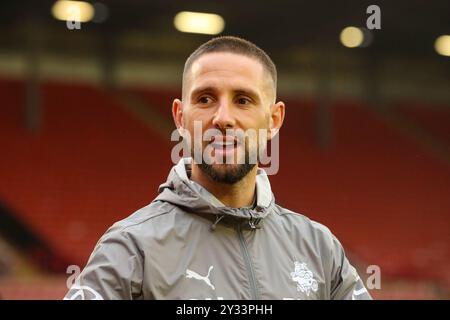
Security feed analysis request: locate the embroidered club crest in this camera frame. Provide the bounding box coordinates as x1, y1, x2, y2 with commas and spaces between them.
290, 261, 318, 296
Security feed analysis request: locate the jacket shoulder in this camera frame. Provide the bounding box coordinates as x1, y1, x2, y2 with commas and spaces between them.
273, 205, 337, 247
98, 200, 177, 242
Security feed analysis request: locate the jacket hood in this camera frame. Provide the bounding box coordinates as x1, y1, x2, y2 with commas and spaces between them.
154, 157, 275, 228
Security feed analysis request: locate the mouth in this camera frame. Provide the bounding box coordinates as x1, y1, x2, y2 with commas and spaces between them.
208, 136, 239, 157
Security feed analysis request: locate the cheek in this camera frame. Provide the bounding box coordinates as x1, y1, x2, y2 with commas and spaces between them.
185, 108, 214, 128
238, 115, 270, 149
238, 115, 266, 136
248, 109, 271, 127
183, 118, 210, 147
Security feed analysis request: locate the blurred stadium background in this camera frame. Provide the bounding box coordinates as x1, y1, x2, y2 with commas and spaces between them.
0, 0, 449, 299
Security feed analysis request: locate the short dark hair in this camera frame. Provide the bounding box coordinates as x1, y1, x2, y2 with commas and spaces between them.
182, 36, 277, 98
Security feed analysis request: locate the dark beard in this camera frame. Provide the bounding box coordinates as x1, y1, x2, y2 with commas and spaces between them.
197, 162, 256, 184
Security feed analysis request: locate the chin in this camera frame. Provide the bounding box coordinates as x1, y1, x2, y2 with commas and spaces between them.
198, 161, 256, 185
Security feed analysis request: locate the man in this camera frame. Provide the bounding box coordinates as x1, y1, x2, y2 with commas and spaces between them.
65, 36, 372, 300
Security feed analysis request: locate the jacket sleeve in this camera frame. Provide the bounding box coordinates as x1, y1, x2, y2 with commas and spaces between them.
64, 229, 144, 300
329, 235, 372, 300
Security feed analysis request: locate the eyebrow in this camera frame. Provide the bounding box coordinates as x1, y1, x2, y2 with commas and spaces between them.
190, 86, 261, 103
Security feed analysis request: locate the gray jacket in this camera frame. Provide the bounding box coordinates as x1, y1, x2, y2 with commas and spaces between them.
65, 158, 372, 300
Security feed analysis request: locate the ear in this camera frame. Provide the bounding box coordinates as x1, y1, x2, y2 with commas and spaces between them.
268, 101, 285, 140
172, 98, 184, 131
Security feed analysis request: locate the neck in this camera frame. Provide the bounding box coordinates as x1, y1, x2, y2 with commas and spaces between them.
191, 164, 257, 208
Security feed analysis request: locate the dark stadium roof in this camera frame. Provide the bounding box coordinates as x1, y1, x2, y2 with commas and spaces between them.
0, 0, 449, 63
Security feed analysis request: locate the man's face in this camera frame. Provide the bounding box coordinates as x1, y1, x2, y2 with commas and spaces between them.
174, 52, 279, 184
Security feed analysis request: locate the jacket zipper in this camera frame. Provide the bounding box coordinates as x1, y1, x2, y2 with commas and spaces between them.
237, 223, 260, 300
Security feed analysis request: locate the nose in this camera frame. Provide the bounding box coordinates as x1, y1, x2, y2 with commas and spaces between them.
212, 99, 236, 130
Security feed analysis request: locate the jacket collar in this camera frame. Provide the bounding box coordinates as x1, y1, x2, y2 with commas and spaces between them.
155, 157, 275, 228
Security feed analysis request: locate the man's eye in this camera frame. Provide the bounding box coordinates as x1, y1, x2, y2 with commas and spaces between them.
237, 97, 251, 105
199, 96, 212, 104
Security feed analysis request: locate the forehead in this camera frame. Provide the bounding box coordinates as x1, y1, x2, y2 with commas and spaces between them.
186, 52, 269, 94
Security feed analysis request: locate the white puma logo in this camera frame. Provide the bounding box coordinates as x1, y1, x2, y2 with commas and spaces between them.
186, 266, 215, 290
